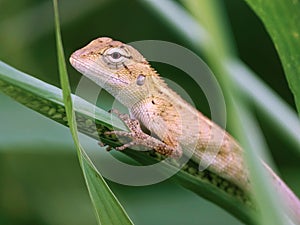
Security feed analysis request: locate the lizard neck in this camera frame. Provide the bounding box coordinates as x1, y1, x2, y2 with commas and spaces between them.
114, 75, 168, 109
129, 75, 202, 148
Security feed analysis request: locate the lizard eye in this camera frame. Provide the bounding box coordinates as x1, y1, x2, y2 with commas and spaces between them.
105, 48, 128, 63
111, 52, 121, 59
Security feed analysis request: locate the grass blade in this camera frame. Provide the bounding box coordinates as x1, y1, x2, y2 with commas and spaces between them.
244, 0, 300, 115
0, 59, 256, 224
181, 0, 294, 224
233, 101, 286, 225
140, 0, 300, 155
52, 1, 133, 224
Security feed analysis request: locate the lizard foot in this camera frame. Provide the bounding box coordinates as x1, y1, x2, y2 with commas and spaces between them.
105, 109, 182, 158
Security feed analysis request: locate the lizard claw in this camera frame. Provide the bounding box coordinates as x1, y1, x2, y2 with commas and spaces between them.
105, 109, 182, 158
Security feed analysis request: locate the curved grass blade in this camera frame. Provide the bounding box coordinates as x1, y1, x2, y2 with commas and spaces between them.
53, 1, 133, 224
244, 0, 300, 115
0, 59, 256, 224
140, 0, 300, 156
181, 0, 295, 224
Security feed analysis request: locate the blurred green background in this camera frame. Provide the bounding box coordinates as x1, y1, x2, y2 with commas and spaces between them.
0, 0, 299, 224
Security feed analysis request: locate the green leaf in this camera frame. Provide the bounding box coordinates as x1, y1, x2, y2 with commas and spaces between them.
140, 0, 300, 156
52, 1, 133, 224
180, 0, 293, 224
0, 60, 256, 224
233, 101, 286, 225
244, 0, 300, 115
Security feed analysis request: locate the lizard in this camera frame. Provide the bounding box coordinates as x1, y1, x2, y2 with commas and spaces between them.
69, 37, 300, 223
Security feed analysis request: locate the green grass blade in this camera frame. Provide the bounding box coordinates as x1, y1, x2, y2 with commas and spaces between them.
0, 61, 126, 134
233, 101, 286, 225
0, 60, 256, 224
52, 1, 133, 224
181, 0, 292, 224
140, 0, 300, 155
244, 0, 300, 115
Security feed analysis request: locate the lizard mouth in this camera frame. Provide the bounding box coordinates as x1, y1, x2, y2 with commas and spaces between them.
69, 55, 129, 85
69, 55, 86, 74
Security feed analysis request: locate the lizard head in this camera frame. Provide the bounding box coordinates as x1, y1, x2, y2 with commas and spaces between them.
70, 37, 161, 107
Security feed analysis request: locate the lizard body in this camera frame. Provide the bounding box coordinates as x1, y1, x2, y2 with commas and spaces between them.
70, 37, 249, 191
70, 37, 300, 222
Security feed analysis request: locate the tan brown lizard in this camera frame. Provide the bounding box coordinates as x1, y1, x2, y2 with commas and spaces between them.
70, 37, 300, 223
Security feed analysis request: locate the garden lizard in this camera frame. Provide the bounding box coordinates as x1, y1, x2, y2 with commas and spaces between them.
70, 37, 300, 222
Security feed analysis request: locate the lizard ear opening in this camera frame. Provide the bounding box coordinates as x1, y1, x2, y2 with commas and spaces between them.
136, 74, 146, 86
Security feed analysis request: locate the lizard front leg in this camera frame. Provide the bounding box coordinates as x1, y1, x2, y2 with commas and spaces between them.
105, 109, 182, 158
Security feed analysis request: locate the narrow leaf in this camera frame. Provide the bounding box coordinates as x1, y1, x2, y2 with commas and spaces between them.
52, 1, 133, 224
0, 60, 256, 224
140, 0, 300, 155
244, 0, 300, 114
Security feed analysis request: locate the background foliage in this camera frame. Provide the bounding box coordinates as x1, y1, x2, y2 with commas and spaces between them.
0, 0, 299, 225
